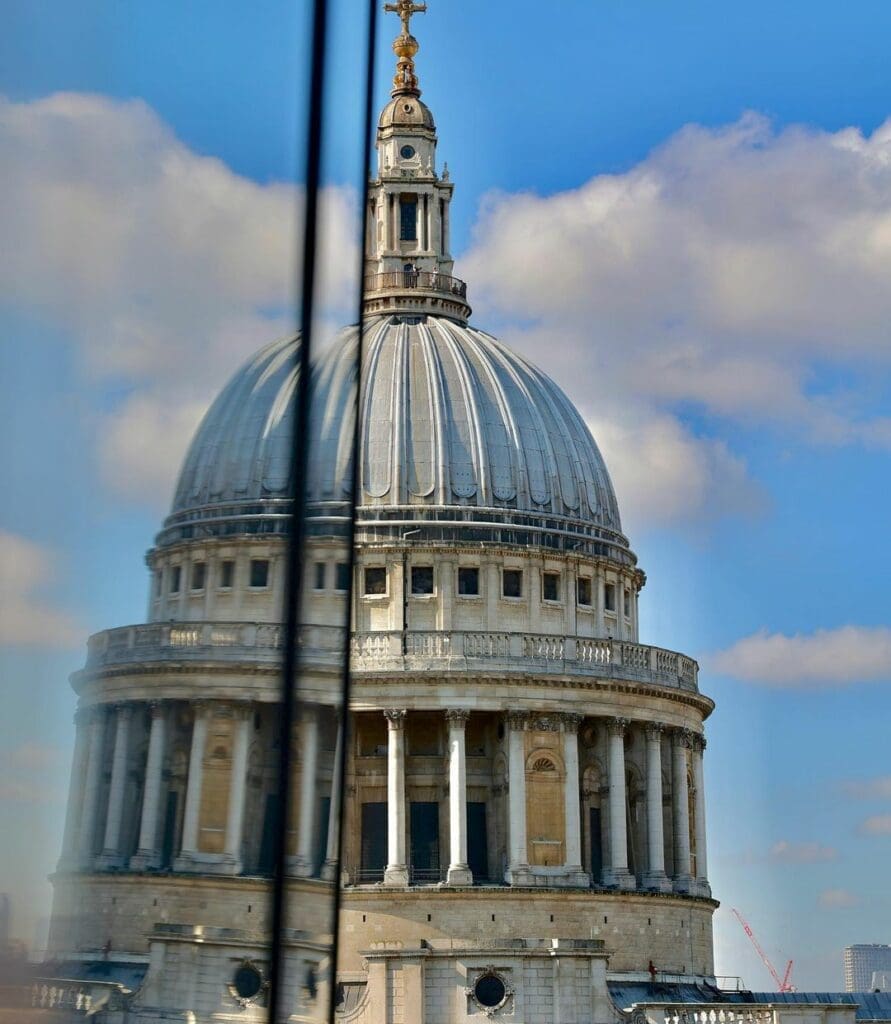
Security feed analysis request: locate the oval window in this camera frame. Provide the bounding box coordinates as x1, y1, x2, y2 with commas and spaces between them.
401, 144, 416, 159
474, 972, 506, 1008
233, 963, 263, 1001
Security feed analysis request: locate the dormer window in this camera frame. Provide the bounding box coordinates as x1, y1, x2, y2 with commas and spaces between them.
400, 194, 417, 240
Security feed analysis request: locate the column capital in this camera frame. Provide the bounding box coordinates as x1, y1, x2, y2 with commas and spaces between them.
231, 702, 254, 722
109, 701, 134, 719
606, 716, 630, 737
147, 700, 167, 719
673, 727, 695, 749
690, 732, 706, 752
383, 708, 407, 729
190, 699, 212, 718
645, 722, 665, 740
505, 711, 528, 731
561, 712, 583, 733
445, 708, 470, 727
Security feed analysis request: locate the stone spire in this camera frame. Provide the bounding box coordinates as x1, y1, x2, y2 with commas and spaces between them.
384, 1, 427, 96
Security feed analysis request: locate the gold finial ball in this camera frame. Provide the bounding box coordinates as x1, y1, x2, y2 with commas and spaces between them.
393, 33, 419, 59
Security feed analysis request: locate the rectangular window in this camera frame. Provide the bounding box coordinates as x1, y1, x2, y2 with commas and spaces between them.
577, 576, 592, 606
249, 559, 269, 588
502, 569, 522, 598
400, 195, 417, 240
458, 566, 479, 596
169, 566, 181, 594
219, 560, 235, 589
624, 589, 631, 617
542, 571, 560, 602
364, 566, 387, 595
190, 562, 206, 591
335, 562, 350, 592
604, 582, 616, 612
411, 565, 434, 595
154, 571, 163, 598
313, 561, 326, 591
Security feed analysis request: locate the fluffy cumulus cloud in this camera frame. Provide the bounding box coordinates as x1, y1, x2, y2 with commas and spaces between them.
0, 93, 357, 503
768, 840, 839, 864
0, 531, 82, 648
463, 113, 891, 527
708, 625, 891, 688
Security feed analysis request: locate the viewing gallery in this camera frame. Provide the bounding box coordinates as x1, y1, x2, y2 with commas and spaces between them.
45, 4, 720, 1021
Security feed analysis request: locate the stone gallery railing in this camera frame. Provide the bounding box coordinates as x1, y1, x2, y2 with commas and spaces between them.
85, 623, 699, 691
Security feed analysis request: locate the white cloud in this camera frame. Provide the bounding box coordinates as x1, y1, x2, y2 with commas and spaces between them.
461, 113, 891, 526
768, 840, 839, 864
0, 93, 357, 506
708, 625, 891, 688
0, 531, 81, 648
818, 888, 860, 909
859, 815, 891, 836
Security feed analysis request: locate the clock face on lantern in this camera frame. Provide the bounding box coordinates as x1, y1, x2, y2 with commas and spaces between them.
400, 144, 416, 159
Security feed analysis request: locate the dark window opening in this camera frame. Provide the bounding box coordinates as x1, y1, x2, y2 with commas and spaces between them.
577, 576, 592, 606
364, 566, 387, 595
335, 562, 350, 591
589, 807, 603, 882
400, 196, 417, 240
249, 559, 269, 588
458, 566, 479, 596
190, 562, 206, 591
359, 716, 388, 757
220, 560, 235, 588
313, 561, 326, 590
411, 565, 434, 595
410, 801, 440, 882
624, 589, 631, 617
474, 974, 506, 1009
467, 802, 489, 881
502, 569, 522, 598
169, 566, 181, 594
605, 583, 616, 612
154, 571, 162, 597
542, 571, 559, 602
360, 802, 387, 882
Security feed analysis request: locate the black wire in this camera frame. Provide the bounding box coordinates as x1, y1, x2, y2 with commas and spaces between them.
268, 0, 328, 1021
327, 0, 378, 1019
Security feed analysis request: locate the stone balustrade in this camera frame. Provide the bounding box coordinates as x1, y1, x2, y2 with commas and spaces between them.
85, 623, 699, 692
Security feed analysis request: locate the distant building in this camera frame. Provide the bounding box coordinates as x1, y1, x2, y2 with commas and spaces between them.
845, 946, 891, 992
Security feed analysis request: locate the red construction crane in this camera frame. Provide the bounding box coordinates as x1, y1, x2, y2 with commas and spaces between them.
732, 908, 795, 992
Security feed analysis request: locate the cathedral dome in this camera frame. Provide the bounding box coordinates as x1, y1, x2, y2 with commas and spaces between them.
161, 315, 628, 559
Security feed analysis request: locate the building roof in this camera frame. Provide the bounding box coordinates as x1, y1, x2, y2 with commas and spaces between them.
160, 315, 627, 556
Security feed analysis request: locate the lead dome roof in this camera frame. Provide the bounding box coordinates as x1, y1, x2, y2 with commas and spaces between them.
160, 316, 629, 559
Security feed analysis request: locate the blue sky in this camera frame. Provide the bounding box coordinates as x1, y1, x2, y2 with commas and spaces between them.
3, 0, 891, 989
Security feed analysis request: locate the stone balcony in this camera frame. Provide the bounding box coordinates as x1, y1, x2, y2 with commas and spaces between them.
83, 622, 699, 692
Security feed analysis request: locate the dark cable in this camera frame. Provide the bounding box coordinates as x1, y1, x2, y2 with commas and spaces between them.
268, 0, 328, 1021
327, 0, 378, 1020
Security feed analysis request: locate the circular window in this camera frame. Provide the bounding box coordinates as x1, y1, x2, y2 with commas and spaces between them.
474, 973, 507, 1009
403, 103, 413, 113
233, 963, 263, 1001
400, 144, 416, 159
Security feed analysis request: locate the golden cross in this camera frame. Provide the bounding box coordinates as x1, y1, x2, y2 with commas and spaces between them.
384, 0, 427, 37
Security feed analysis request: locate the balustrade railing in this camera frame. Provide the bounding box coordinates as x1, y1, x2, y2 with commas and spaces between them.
85, 622, 699, 691
364, 270, 467, 300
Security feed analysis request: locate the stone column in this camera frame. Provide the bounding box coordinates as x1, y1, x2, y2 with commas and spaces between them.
691, 734, 711, 896
321, 713, 344, 881
642, 723, 671, 892
175, 702, 210, 866
445, 709, 472, 885
77, 707, 107, 866
131, 703, 167, 870
602, 717, 634, 888
98, 704, 133, 867
223, 705, 252, 869
505, 711, 530, 884
293, 705, 320, 877
671, 729, 694, 893
561, 714, 588, 885
58, 709, 91, 869
384, 709, 409, 885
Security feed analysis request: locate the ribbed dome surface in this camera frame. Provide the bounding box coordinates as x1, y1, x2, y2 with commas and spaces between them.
164, 316, 623, 547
